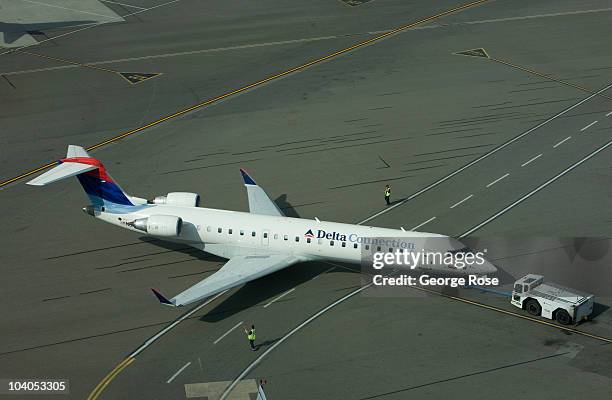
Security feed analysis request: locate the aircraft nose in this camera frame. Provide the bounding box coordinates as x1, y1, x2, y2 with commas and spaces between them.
481, 260, 498, 275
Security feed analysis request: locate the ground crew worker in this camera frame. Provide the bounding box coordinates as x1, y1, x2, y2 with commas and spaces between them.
245, 325, 256, 351
384, 185, 391, 206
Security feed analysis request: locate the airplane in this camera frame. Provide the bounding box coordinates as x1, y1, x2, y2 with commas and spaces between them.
27, 145, 497, 307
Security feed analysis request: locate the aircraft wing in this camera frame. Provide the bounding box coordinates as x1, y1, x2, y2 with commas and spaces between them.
152, 254, 299, 307
240, 168, 285, 217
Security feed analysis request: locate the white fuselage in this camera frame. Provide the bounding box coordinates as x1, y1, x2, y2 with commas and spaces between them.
94, 204, 495, 275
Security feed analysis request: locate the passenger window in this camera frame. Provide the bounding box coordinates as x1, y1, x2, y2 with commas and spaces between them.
318, 239, 323, 245
263, 232, 268, 238
307, 238, 311, 244
365, 245, 370, 250
240, 230, 244, 236
206, 226, 211, 232
284, 235, 288, 241
388, 247, 393, 253
330, 241, 334, 246
252, 231, 256, 237
229, 228, 233, 234
377, 246, 382, 252
295, 236, 299, 242
353, 243, 358, 249
218, 227, 222, 233
274, 234, 278, 240
342, 242, 346, 248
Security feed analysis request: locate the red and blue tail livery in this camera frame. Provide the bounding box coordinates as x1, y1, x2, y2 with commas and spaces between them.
27, 145, 134, 208
27, 145, 499, 308
64, 157, 134, 207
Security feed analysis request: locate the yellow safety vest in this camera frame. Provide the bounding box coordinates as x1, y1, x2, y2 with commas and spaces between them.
385, 188, 390, 196
248, 330, 256, 340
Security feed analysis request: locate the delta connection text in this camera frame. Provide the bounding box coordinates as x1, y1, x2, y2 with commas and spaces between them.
304, 228, 411, 245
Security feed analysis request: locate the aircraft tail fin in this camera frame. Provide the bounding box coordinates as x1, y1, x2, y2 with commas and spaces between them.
27, 145, 134, 208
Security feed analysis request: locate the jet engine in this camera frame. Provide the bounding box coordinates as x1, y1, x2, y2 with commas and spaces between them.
132, 215, 182, 237
151, 192, 200, 207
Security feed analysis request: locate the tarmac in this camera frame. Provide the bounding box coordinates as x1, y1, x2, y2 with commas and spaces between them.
1, 0, 612, 399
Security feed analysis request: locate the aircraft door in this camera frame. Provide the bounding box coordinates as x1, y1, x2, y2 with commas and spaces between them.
262, 230, 270, 246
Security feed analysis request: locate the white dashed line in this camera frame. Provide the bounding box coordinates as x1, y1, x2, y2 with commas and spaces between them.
220, 283, 373, 399
129, 290, 227, 357
461, 138, 612, 237
553, 136, 572, 148
166, 362, 191, 384
521, 154, 543, 167
213, 321, 244, 345
411, 216, 436, 231
100, 0, 146, 9
1, 34, 339, 76
581, 121, 598, 131
263, 288, 295, 308
311, 266, 335, 280
357, 84, 612, 225
450, 194, 474, 209
486, 173, 509, 188
606, 111, 612, 117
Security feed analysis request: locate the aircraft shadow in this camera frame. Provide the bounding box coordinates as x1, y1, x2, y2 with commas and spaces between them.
274, 194, 300, 218
200, 261, 348, 322
0, 21, 96, 44
137, 237, 226, 263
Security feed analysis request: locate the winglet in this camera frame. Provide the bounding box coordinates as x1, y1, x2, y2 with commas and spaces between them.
240, 168, 257, 185
151, 288, 175, 306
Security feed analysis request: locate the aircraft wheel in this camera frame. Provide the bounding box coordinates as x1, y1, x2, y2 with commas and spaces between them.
555, 309, 572, 325
525, 299, 541, 316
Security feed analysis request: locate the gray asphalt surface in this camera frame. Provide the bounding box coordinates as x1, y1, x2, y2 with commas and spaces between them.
1, 0, 612, 399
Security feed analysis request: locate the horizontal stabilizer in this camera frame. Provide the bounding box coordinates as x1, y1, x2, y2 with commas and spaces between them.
27, 145, 135, 208
27, 162, 97, 186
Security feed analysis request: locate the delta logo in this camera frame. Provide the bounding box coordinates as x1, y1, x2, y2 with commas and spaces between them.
304, 229, 348, 241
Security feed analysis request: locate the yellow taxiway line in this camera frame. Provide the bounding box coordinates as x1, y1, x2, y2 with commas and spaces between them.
414, 285, 612, 344
491, 56, 612, 101
328, 262, 612, 344
0, 0, 490, 189
87, 357, 135, 400
454, 47, 612, 101
79, 2, 492, 398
